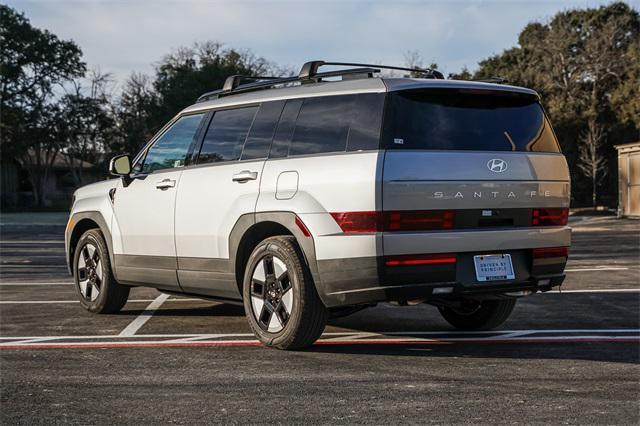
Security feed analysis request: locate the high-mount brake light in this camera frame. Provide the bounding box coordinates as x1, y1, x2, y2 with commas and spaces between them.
532, 208, 568, 226
330, 210, 455, 233
533, 247, 569, 259
385, 253, 457, 267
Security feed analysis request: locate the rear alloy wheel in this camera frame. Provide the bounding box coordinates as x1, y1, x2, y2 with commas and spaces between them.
250, 255, 293, 333
438, 299, 516, 331
73, 229, 129, 314
243, 236, 328, 350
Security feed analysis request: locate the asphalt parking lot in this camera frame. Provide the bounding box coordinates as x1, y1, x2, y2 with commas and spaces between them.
1, 213, 638, 424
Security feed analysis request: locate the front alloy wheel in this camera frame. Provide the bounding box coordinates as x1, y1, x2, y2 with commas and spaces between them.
73, 229, 129, 314
77, 242, 102, 302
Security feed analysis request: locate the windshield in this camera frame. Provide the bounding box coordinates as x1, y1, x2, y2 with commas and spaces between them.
383, 89, 560, 152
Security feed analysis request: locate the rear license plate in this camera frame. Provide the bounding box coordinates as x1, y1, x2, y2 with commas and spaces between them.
473, 254, 515, 282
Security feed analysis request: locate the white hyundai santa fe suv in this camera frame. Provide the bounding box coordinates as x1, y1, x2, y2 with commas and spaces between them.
65, 61, 571, 349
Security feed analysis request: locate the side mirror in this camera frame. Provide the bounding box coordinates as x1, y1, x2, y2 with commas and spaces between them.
109, 154, 131, 176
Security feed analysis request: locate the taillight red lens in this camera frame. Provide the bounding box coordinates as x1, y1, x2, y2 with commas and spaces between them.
532, 208, 568, 226
385, 253, 457, 267
330, 210, 455, 233
384, 210, 454, 231
533, 247, 569, 259
330, 212, 381, 233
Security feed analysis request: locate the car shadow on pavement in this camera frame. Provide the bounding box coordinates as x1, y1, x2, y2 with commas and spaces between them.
305, 340, 640, 364
120, 303, 246, 317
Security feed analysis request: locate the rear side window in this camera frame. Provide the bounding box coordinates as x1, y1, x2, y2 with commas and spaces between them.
270, 99, 302, 159
289, 95, 357, 156
271, 94, 385, 158
197, 106, 258, 164
241, 101, 285, 160
384, 89, 560, 152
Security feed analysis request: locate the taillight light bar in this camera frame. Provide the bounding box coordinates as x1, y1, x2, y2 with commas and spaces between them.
532, 208, 568, 226
385, 253, 457, 267
533, 247, 569, 259
330, 210, 455, 233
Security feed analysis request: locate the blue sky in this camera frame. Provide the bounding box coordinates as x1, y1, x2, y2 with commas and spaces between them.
8, 0, 637, 86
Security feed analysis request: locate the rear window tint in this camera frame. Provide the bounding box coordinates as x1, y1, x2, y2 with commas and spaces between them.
289, 95, 356, 156
270, 99, 302, 159
198, 106, 258, 164
280, 93, 385, 157
241, 101, 284, 160
384, 90, 560, 152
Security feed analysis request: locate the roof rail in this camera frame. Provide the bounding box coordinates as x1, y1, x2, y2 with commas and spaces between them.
195, 59, 445, 103
299, 61, 445, 81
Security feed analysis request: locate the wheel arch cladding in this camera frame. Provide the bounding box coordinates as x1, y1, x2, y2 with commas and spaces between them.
67, 212, 114, 275
230, 212, 323, 303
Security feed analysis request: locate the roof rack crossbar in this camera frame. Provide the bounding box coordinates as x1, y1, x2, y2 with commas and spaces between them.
299, 61, 445, 80
196, 67, 382, 102
196, 59, 446, 103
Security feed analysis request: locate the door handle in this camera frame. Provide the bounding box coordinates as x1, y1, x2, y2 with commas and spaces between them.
232, 170, 258, 183
155, 178, 176, 190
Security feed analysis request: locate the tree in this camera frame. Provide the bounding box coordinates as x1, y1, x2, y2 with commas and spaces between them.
472, 2, 640, 207
0, 5, 86, 206
59, 70, 115, 185
577, 121, 608, 207
111, 72, 158, 157
152, 41, 282, 127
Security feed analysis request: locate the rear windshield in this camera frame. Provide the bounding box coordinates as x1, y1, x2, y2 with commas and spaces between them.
383, 89, 560, 152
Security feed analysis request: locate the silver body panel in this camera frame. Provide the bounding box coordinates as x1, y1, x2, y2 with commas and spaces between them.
66, 76, 569, 308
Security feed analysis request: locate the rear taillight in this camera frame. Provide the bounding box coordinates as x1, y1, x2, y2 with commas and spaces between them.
385, 210, 454, 231
533, 246, 569, 259
330, 212, 381, 233
330, 210, 455, 233
532, 208, 568, 226
385, 253, 457, 267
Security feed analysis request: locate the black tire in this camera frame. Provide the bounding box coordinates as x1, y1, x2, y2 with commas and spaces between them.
242, 236, 328, 350
73, 229, 129, 314
438, 299, 516, 331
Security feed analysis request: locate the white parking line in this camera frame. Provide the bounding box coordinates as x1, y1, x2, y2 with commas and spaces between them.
565, 267, 630, 272
0, 329, 638, 349
0, 282, 73, 286
0, 298, 201, 304
2, 329, 637, 341
548, 289, 640, 293
118, 293, 170, 337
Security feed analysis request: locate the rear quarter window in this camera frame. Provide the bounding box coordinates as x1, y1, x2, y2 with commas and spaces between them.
384, 89, 560, 152
273, 93, 385, 158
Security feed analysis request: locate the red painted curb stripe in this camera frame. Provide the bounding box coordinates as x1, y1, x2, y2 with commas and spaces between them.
0, 337, 637, 350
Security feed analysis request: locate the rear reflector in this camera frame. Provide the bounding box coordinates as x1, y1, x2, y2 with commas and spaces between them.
330, 210, 455, 233
532, 208, 568, 226
385, 253, 457, 267
533, 247, 569, 259
294, 216, 311, 237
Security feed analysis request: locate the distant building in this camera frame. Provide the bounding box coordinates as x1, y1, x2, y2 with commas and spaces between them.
615, 142, 640, 217
1, 153, 100, 209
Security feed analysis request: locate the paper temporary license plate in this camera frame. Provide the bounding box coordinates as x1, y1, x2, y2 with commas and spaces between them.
473, 254, 515, 282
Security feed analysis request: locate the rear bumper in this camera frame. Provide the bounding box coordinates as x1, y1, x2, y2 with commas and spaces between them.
315, 246, 568, 307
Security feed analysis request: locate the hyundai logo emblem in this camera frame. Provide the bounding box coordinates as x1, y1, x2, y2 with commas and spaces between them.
487, 158, 508, 173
